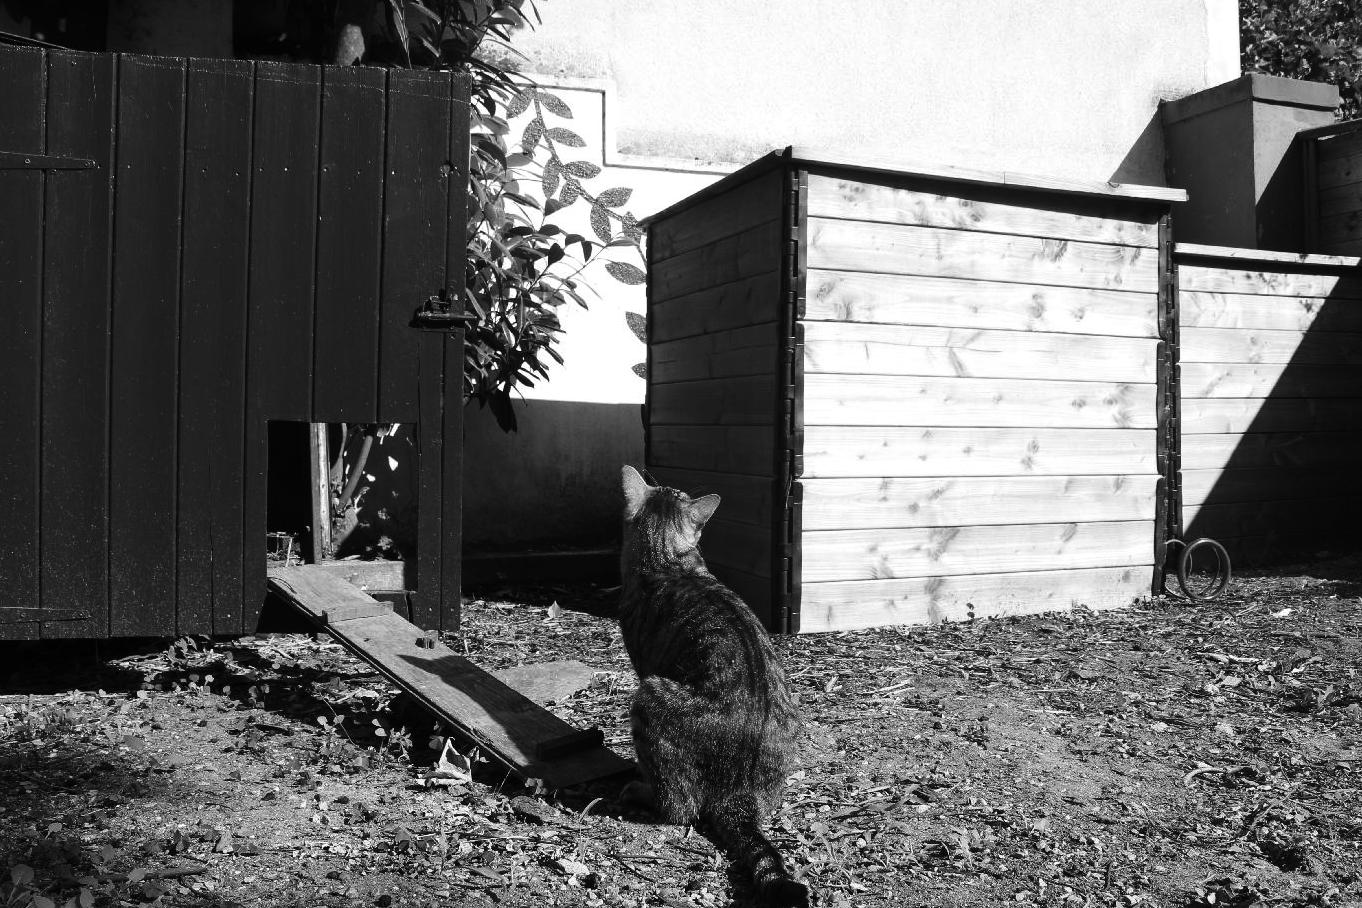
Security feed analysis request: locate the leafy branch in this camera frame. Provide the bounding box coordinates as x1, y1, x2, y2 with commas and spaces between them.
379, 0, 646, 430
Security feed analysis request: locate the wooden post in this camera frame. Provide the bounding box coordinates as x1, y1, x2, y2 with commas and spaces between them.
309, 423, 330, 563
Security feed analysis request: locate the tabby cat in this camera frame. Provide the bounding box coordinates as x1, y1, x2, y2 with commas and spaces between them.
618, 465, 811, 908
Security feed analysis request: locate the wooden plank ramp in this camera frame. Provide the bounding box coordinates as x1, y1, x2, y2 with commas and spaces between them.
267, 565, 632, 789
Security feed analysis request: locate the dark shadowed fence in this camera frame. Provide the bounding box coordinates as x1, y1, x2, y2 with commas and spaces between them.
0, 46, 470, 639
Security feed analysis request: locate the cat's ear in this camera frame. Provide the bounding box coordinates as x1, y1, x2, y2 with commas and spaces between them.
688, 494, 721, 529
622, 465, 651, 518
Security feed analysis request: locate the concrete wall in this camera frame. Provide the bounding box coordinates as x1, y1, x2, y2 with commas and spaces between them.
512, 0, 1241, 183
467, 3, 1244, 549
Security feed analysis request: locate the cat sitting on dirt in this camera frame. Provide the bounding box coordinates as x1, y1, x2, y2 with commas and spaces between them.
617, 465, 811, 908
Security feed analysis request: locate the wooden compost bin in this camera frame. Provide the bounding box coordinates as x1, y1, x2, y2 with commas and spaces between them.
1176, 243, 1362, 563
644, 147, 1185, 633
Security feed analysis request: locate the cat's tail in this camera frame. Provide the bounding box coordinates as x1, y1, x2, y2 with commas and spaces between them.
704, 797, 811, 907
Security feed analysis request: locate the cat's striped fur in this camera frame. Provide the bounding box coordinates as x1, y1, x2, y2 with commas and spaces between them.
618, 465, 810, 908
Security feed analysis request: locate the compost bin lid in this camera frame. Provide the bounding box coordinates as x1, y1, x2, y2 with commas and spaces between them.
643, 145, 1187, 226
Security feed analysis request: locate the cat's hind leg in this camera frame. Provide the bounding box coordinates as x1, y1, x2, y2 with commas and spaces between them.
630, 676, 701, 824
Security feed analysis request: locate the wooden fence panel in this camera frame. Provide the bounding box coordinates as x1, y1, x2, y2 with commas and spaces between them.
40, 51, 116, 639
0, 46, 46, 638
109, 55, 186, 636
243, 63, 322, 613
379, 70, 452, 424
178, 58, 253, 635
437, 81, 471, 633
1175, 245, 1362, 560
314, 66, 386, 422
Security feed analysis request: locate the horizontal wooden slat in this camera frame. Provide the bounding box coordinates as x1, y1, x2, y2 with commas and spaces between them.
650, 218, 782, 303
1320, 239, 1362, 257
1184, 496, 1361, 538
650, 374, 775, 426
806, 174, 1159, 246
646, 467, 773, 527
651, 322, 777, 383
801, 474, 1158, 530
1180, 398, 1362, 434
650, 169, 782, 262
1181, 466, 1362, 506
1317, 131, 1362, 163
802, 426, 1157, 478
649, 425, 774, 476
803, 322, 1156, 382
795, 147, 1185, 203
798, 565, 1152, 631
1319, 210, 1362, 247
1180, 431, 1362, 472
801, 520, 1151, 582
807, 218, 1157, 292
1180, 326, 1362, 364
1187, 531, 1362, 568
650, 271, 782, 343
700, 517, 771, 578
1181, 361, 1362, 399
1318, 180, 1362, 218
1316, 149, 1362, 190
803, 374, 1157, 429
1178, 264, 1362, 299
805, 270, 1158, 338
1176, 243, 1361, 267
1179, 290, 1362, 332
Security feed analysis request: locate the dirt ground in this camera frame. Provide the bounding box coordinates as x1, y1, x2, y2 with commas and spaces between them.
1, 556, 1360, 908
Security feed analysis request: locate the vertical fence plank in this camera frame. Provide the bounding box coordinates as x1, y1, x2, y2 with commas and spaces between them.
438, 74, 472, 632
179, 58, 254, 636
381, 70, 453, 626
0, 47, 46, 640
244, 63, 321, 619
109, 55, 186, 636
40, 50, 116, 638
379, 70, 452, 423
314, 66, 386, 423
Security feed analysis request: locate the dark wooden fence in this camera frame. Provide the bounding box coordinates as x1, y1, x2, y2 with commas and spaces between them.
0, 46, 470, 639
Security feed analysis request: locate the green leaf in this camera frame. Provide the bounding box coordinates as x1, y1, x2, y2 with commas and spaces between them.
505, 89, 534, 118
541, 158, 561, 197
589, 206, 613, 244
536, 90, 573, 119
595, 187, 633, 208
520, 117, 544, 150
631, 363, 647, 379
607, 261, 647, 286
565, 160, 601, 179
546, 127, 586, 148
624, 310, 648, 341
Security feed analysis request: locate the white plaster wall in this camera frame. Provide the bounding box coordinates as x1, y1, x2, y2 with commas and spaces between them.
513, 0, 1241, 183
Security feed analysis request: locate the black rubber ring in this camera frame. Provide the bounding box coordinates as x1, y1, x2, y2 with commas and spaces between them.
1176, 537, 1231, 601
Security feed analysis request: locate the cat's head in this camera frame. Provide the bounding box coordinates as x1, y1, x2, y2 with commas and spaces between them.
621, 465, 720, 563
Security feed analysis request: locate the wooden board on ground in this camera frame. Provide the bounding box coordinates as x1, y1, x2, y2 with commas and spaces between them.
491, 660, 597, 707
267, 565, 632, 789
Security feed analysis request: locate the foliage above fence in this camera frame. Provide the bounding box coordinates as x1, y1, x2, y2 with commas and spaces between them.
374, 0, 646, 431
1242, 0, 1362, 119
